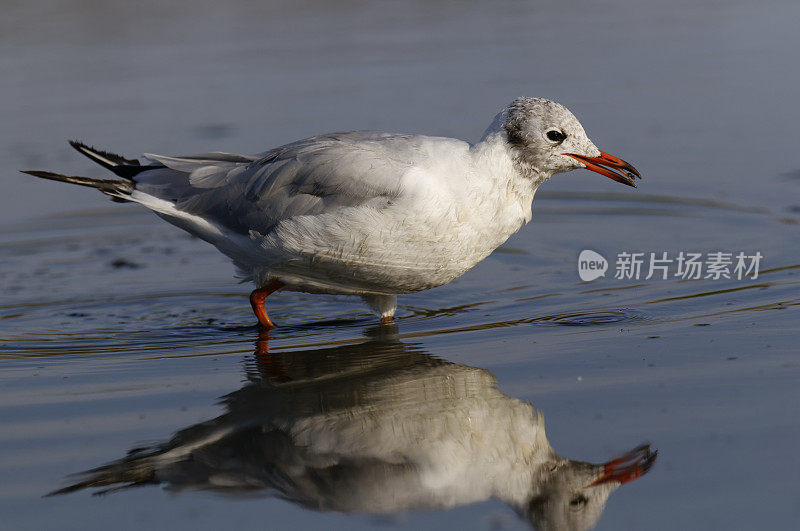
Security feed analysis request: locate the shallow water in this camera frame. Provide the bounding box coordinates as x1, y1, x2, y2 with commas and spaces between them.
2, 1, 800, 530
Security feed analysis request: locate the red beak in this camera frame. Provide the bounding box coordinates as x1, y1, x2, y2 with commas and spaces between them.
588, 444, 657, 487
564, 150, 642, 188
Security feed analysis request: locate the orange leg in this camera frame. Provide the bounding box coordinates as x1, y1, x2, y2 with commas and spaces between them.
249, 281, 284, 328
380, 315, 394, 324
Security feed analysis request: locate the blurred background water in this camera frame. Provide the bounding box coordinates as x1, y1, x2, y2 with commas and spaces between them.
1, 0, 799, 529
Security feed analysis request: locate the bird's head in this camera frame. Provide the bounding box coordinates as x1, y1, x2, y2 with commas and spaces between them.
522, 444, 657, 531
497, 97, 641, 187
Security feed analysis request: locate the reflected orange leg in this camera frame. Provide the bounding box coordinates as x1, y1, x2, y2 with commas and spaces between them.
249, 281, 284, 328
253, 328, 291, 382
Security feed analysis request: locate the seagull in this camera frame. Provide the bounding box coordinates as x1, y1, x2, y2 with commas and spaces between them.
49, 337, 656, 530
22, 97, 641, 327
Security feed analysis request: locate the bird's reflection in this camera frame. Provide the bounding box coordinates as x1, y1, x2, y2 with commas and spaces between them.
51, 329, 656, 531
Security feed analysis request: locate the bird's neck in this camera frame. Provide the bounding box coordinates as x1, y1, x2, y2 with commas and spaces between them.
472, 131, 550, 188
466, 133, 545, 248
477, 114, 552, 186
486, 411, 561, 508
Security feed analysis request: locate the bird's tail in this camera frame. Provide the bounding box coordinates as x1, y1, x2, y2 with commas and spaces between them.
20, 141, 162, 201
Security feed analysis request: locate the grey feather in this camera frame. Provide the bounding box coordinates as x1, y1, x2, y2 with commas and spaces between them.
134, 132, 431, 236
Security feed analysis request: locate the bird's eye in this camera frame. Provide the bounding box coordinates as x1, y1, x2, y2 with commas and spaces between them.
546, 130, 567, 143
569, 495, 588, 507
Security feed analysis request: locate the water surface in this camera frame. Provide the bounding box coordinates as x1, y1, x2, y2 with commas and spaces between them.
2, 1, 799, 530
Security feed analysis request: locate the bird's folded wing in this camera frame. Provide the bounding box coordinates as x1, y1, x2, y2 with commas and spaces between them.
134, 132, 424, 236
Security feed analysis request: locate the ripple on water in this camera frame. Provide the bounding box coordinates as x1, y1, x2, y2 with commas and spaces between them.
526, 308, 645, 326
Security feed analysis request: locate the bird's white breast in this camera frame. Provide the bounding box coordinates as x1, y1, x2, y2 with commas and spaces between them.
253, 134, 536, 296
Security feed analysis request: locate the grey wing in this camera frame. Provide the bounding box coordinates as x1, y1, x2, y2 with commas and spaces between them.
133, 132, 418, 237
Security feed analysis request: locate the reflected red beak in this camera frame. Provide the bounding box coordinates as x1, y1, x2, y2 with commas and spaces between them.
589, 444, 657, 487
564, 150, 642, 188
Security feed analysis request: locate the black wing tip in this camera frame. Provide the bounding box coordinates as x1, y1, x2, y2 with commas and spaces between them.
67, 140, 145, 178
68, 139, 136, 162
19, 169, 133, 199
68, 139, 87, 150
68, 140, 102, 159
44, 485, 80, 497
20, 169, 65, 179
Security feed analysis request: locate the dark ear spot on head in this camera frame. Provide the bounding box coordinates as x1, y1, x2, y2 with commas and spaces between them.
505, 122, 527, 148
527, 494, 547, 516
503, 100, 534, 148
